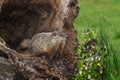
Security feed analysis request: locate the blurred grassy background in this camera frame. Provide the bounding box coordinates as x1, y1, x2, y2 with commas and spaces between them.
74, 0, 120, 80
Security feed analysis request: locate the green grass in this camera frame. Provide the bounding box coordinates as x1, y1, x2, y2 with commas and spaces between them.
74, 0, 120, 80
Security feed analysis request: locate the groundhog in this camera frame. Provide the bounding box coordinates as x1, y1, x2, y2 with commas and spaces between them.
18, 32, 68, 60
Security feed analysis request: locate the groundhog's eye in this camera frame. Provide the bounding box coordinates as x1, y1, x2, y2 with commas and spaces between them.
59, 32, 65, 36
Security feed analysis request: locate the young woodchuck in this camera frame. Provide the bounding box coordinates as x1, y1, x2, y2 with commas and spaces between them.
19, 32, 68, 60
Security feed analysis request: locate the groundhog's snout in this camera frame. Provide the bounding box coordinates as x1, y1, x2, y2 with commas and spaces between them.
59, 32, 68, 39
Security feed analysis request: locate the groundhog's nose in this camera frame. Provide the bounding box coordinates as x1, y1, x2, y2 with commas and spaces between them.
64, 34, 68, 39
65, 36, 69, 39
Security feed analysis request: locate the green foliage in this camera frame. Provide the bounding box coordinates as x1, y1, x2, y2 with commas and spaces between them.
74, 0, 120, 80
75, 29, 104, 80
98, 30, 120, 80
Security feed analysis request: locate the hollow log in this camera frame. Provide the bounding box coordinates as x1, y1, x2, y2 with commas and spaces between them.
0, 0, 79, 80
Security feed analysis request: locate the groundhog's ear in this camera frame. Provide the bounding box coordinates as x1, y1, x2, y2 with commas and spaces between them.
52, 32, 56, 36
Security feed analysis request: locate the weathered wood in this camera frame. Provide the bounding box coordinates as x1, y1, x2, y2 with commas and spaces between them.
0, 0, 79, 80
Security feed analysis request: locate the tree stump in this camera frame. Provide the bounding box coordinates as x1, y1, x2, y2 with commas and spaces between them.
0, 0, 79, 80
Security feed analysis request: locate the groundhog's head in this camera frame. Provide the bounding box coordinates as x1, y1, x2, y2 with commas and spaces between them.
51, 32, 68, 45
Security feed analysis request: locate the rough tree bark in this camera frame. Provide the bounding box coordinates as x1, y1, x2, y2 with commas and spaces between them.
0, 0, 79, 80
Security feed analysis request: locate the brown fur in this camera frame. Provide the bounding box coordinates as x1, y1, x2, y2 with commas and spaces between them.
18, 32, 68, 60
